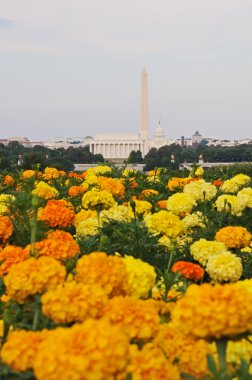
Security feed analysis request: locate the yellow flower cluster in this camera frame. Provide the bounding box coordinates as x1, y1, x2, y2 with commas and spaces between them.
0, 194, 15, 214
226, 338, 252, 371
101, 204, 131, 223
33, 319, 129, 380
76, 218, 99, 236
127, 343, 180, 380
215, 194, 245, 216
154, 324, 214, 378
221, 174, 250, 193
41, 281, 107, 323
215, 226, 251, 248
122, 255, 156, 298
190, 238, 229, 266
182, 211, 206, 230
32, 181, 58, 199
206, 252, 242, 283
103, 296, 160, 340
82, 189, 115, 210
145, 210, 183, 238
237, 187, 252, 208
74, 209, 97, 227
75, 251, 127, 296
172, 283, 252, 339
91, 165, 112, 175
4, 256, 66, 302
167, 193, 197, 215
1, 330, 48, 372
128, 199, 152, 216
183, 179, 217, 201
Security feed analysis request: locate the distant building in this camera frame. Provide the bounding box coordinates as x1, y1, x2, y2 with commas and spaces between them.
192, 131, 203, 144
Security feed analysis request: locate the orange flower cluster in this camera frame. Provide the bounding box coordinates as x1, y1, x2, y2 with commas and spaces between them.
171, 261, 205, 282
0, 245, 29, 276
43, 167, 60, 180
68, 185, 86, 197
68, 171, 86, 180
215, 226, 251, 249
35, 230, 80, 260
139, 189, 158, 200
97, 176, 125, 198
3, 175, 14, 186
0, 216, 13, 243
22, 170, 36, 179
167, 177, 187, 191
212, 179, 223, 187
157, 200, 167, 209
38, 199, 75, 228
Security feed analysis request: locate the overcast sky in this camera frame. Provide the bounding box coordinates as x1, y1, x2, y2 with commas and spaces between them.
0, 0, 251, 141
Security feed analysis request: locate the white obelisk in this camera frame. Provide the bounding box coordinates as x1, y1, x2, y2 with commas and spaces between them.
140, 67, 149, 155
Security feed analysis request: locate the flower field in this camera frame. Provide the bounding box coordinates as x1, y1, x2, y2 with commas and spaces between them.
0, 165, 252, 379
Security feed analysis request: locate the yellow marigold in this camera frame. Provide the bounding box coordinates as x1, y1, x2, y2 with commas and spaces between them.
0, 319, 3, 337
183, 179, 217, 201
103, 296, 160, 340
1, 330, 48, 372
206, 252, 242, 283
101, 204, 131, 223
123, 168, 137, 177
172, 283, 252, 339
167, 193, 197, 215
127, 343, 180, 380
122, 256, 156, 298
97, 176, 125, 198
32, 181, 59, 199
76, 218, 99, 236
139, 189, 158, 200
92, 165, 112, 175
195, 166, 204, 176
41, 281, 107, 323
74, 209, 97, 227
38, 199, 75, 227
215, 226, 251, 249
3, 175, 14, 186
182, 211, 206, 230
237, 187, 252, 208
221, 174, 250, 194
22, 169, 36, 179
43, 167, 60, 180
158, 235, 171, 249
128, 199, 152, 217
0, 194, 15, 214
227, 338, 252, 371
68, 185, 86, 197
34, 319, 130, 380
154, 324, 214, 378
82, 190, 115, 210
34, 230, 80, 260
75, 252, 127, 296
80, 182, 89, 191
0, 245, 29, 276
241, 246, 252, 253
4, 256, 66, 302
83, 173, 98, 185
0, 215, 13, 243
190, 238, 229, 266
144, 210, 184, 238
215, 194, 245, 216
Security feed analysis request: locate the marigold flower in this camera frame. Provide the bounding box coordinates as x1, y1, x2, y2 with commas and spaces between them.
190, 238, 229, 266
75, 252, 127, 296
68, 185, 86, 197
145, 210, 183, 238
237, 187, 252, 208
22, 170, 36, 179
212, 179, 223, 187
206, 252, 242, 283
38, 199, 75, 228
41, 281, 107, 323
139, 189, 158, 200
167, 177, 186, 191
0, 215, 13, 243
74, 209, 97, 227
34, 319, 130, 380
122, 256, 156, 298
97, 176, 125, 198
82, 190, 115, 210
1, 330, 48, 372
92, 165, 112, 175
183, 179, 217, 201
226, 338, 252, 370
215, 226, 251, 249
101, 204, 131, 223
127, 343, 180, 380
76, 218, 99, 236
195, 166, 204, 176
32, 181, 59, 199
0, 194, 15, 215
4, 256, 66, 302
182, 211, 206, 230
154, 324, 214, 378
167, 193, 197, 215
43, 167, 60, 180
221, 174, 250, 194
157, 200, 167, 209
3, 175, 14, 186
128, 199, 152, 216
103, 296, 160, 340
171, 261, 204, 282
215, 194, 245, 216
0, 245, 29, 276
172, 283, 252, 339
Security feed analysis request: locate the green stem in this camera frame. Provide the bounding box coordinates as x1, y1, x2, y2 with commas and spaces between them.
30, 195, 39, 256
32, 304, 40, 331
216, 338, 228, 371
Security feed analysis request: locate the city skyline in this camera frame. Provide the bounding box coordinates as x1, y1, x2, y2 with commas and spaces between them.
0, 1, 252, 140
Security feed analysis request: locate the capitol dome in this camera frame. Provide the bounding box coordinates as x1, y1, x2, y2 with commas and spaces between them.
155, 122, 165, 139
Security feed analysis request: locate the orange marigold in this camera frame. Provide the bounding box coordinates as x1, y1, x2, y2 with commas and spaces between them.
0, 245, 29, 276
139, 189, 158, 200
3, 175, 14, 186
43, 167, 60, 180
68, 185, 86, 197
215, 226, 251, 249
157, 200, 167, 209
167, 177, 187, 191
171, 261, 204, 282
22, 170, 36, 179
97, 176, 125, 198
212, 179, 223, 187
0, 216, 13, 243
38, 199, 75, 228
